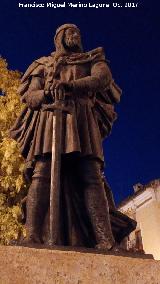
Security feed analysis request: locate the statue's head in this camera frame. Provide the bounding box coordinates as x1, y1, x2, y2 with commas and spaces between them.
54, 23, 83, 53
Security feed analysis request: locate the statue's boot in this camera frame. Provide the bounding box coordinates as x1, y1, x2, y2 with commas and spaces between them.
85, 185, 127, 253
84, 183, 129, 253
24, 177, 50, 244
79, 158, 115, 250
84, 182, 115, 250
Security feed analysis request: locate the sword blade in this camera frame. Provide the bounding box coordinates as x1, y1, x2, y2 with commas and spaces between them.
49, 108, 63, 246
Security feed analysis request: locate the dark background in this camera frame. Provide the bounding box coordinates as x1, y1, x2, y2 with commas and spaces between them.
0, 0, 159, 204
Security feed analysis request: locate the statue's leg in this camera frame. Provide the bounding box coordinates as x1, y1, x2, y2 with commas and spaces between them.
25, 156, 51, 244
77, 157, 115, 250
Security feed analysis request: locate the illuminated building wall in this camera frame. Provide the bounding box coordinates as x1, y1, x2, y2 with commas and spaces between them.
119, 179, 160, 260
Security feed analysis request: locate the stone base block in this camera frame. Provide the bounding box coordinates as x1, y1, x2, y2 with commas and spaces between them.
0, 245, 160, 284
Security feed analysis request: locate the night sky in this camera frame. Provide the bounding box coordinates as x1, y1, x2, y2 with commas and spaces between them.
0, 0, 159, 204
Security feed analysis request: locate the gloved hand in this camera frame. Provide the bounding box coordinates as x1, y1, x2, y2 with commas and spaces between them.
44, 79, 60, 98
45, 79, 73, 96
45, 80, 73, 101
54, 81, 73, 93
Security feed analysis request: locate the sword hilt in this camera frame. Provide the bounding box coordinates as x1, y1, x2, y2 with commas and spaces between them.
42, 88, 73, 114
42, 103, 73, 114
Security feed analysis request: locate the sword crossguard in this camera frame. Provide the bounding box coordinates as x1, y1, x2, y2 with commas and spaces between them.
42, 103, 73, 114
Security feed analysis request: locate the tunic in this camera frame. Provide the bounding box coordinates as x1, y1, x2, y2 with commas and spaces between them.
10, 47, 121, 166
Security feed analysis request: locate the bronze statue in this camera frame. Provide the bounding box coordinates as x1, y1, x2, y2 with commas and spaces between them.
10, 24, 136, 251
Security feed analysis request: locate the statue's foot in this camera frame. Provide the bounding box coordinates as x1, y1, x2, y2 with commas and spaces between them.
109, 243, 127, 253
18, 235, 43, 247
95, 241, 128, 253
8, 239, 19, 246
95, 241, 113, 251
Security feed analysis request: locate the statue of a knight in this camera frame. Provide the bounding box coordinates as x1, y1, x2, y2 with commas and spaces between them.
10, 24, 136, 251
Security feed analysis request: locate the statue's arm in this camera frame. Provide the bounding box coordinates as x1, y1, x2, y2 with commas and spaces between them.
22, 76, 46, 110
71, 60, 112, 92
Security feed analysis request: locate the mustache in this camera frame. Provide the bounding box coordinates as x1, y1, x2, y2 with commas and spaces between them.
65, 36, 81, 47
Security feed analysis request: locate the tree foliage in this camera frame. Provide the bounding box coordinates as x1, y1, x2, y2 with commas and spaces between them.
0, 57, 26, 244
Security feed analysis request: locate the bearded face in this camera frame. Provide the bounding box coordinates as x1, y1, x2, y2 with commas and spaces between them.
63, 28, 82, 51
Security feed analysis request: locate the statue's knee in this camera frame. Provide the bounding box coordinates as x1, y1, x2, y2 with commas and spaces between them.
32, 157, 51, 181
79, 158, 102, 186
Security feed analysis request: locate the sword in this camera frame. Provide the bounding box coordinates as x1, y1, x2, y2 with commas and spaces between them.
42, 88, 73, 246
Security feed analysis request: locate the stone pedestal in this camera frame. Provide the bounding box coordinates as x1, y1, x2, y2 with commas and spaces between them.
0, 245, 160, 284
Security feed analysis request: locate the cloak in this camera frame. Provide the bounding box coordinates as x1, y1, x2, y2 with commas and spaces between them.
10, 47, 122, 168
